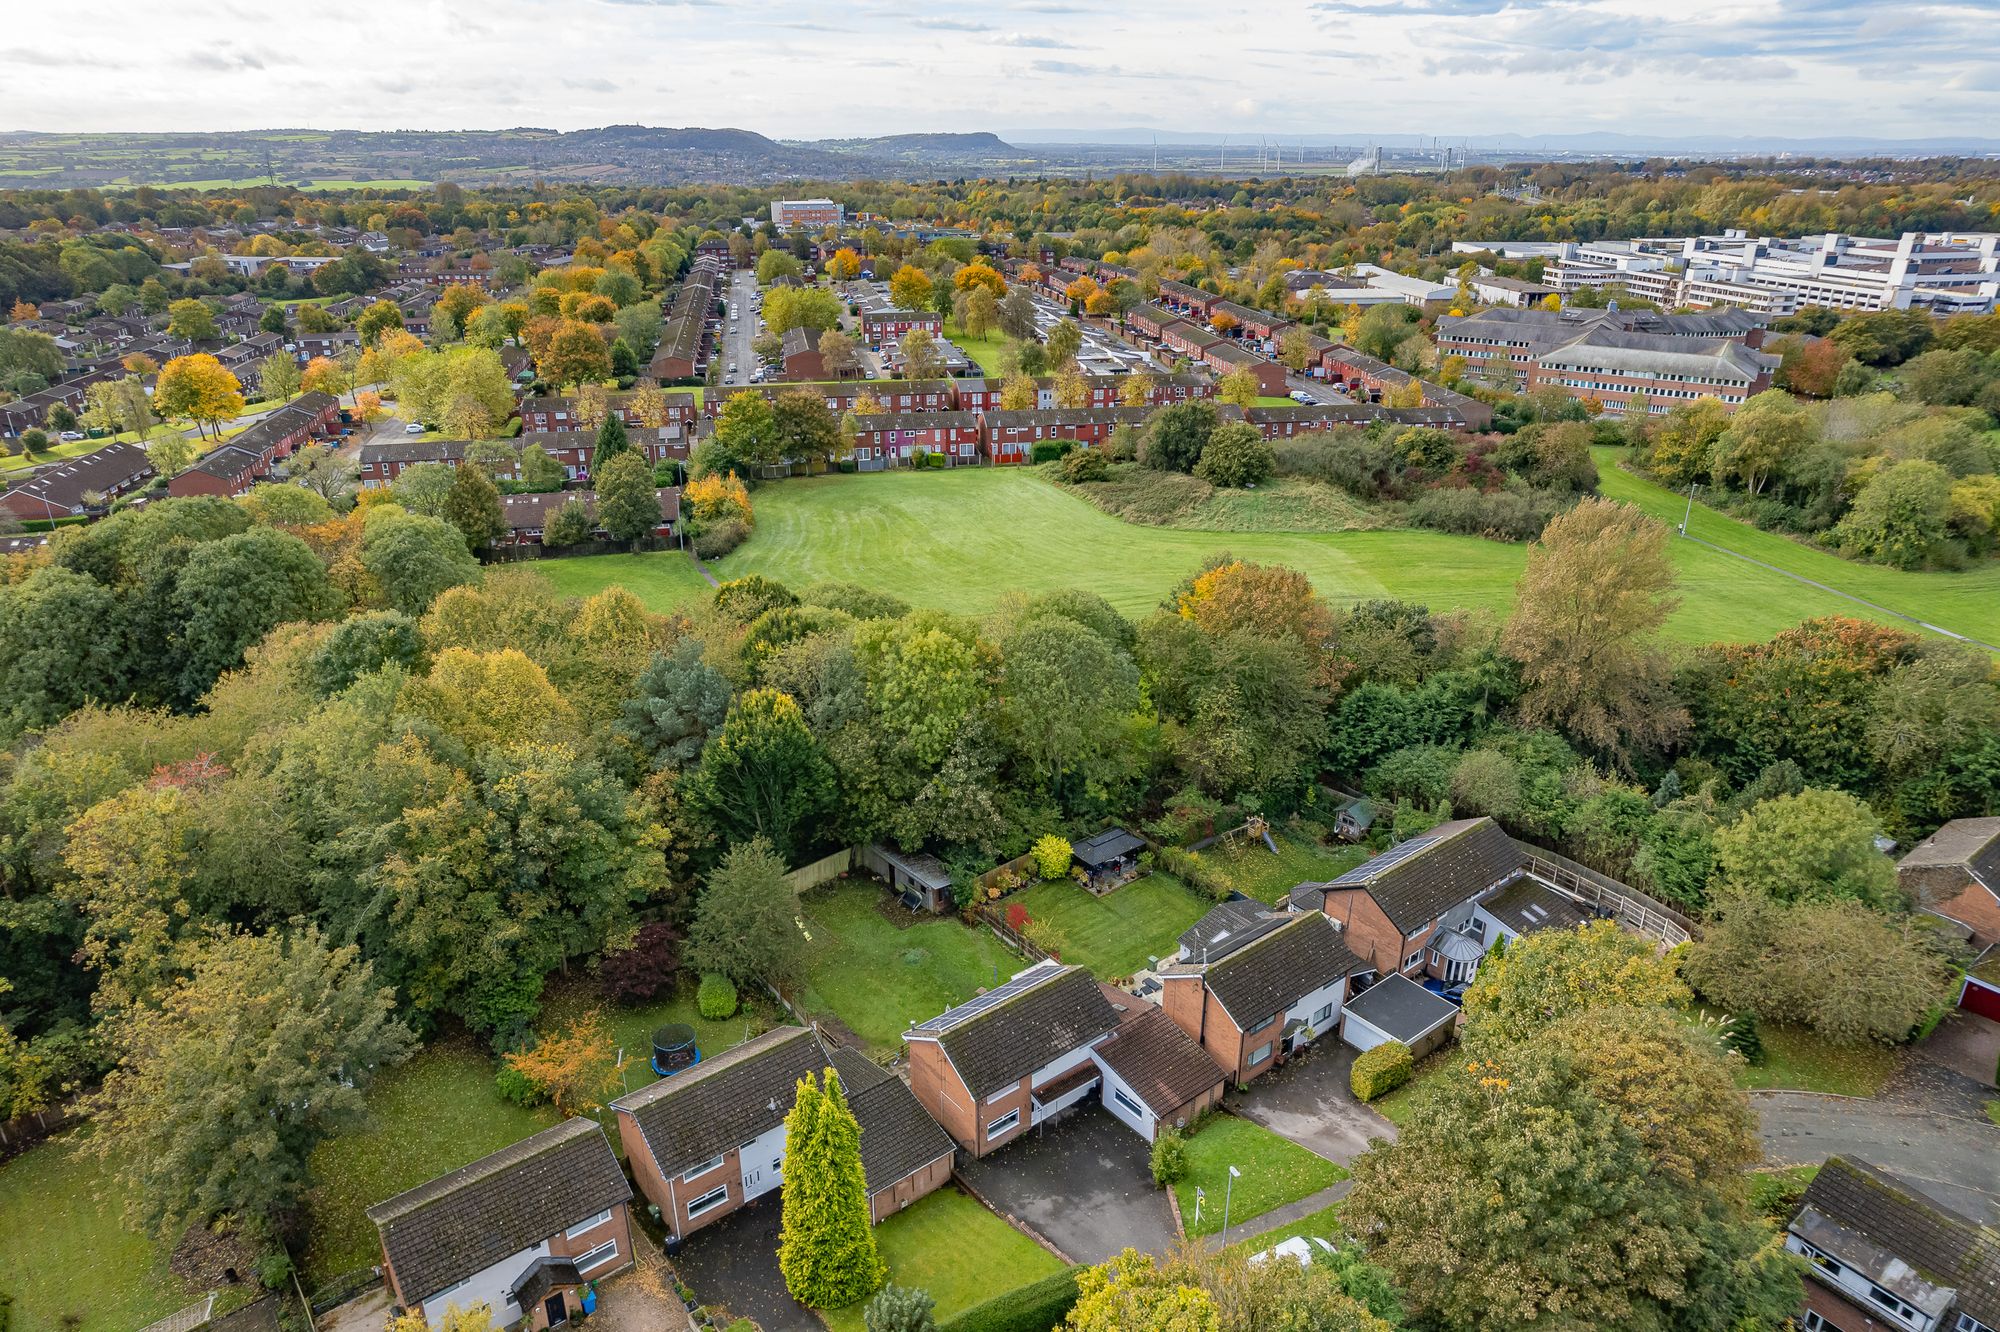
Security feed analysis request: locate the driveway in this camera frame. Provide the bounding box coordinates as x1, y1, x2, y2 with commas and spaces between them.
957, 1105, 1176, 1263
1921, 1012, 2000, 1088
1753, 1091, 2000, 1224
668, 1196, 818, 1332
1878, 1011, 2000, 1122
1231, 1040, 1394, 1166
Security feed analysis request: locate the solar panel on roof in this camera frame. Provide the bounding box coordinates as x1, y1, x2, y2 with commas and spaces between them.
1325, 835, 1439, 886
907, 964, 1058, 1034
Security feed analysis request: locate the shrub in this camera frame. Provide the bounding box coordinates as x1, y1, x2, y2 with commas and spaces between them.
865, 1284, 937, 1332
1350, 1040, 1413, 1101
254, 1252, 294, 1290
1191, 421, 1275, 488
697, 972, 739, 1019
599, 921, 680, 1002
1149, 1127, 1188, 1187
1029, 439, 1074, 464
494, 1061, 541, 1106
1408, 482, 1565, 542
1723, 1010, 1763, 1064
925, 452, 947, 469
691, 517, 749, 559
1152, 844, 1229, 901
1059, 446, 1111, 484
936, 1268, 1081, 1332
1031, 834, 1072, 880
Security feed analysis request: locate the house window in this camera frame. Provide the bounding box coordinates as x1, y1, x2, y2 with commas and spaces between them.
681, 1154, 726, 1183
1248, 1043, 1273, 1067
685, 1185, 730, 1219
1959, 1315, 1997, 1332
1865, 1284, 1921, 1323
1403, 951, 1424, 971
573, 1239, 620, 1273
565, 1208, 613, 1238
1468, 917, 1487, 942
1245, 1013, 1275, 1035
1111, 1088, 1146, 1119
986, 1109, 1021, 1138
1314, 1003, 1335, 1025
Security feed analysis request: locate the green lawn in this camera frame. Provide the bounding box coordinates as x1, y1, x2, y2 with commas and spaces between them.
1254, 395, 1298, 407
299, 1043, 559, 1284
1198, 834, 1369, 907
1174, 1114, 1348, 1238
1596, 449, 2000, 648
1370, 1050, 1456, 1130
1009, 873, 1212, 979
525, 464, 2000, 646
945, 328, 1014, 376
1694, 1009, 1896, 1097
532, 550, 716, 612
795, 880, 1024, 1054
539, 977, 778, 1097
1, 436, 102, 473
820, 1187, 1067, 1332
0, 1133, 190, 1332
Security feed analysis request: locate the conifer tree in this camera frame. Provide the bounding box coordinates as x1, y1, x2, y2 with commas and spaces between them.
779, 1067, 883, 1309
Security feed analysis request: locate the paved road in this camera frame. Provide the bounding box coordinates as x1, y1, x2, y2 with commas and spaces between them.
719, 270, 759, 388
1754, 1091, 2000, 1224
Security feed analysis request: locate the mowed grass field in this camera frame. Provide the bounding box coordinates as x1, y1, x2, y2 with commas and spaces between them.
528, 462, 2000, 647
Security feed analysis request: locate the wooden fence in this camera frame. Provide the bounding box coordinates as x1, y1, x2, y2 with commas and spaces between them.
974, 852, 1038, 895
786, 846, 854, 892
1513, 840, 1696, 948
0, 1096, 82, 1162
976, 906, 1052, 964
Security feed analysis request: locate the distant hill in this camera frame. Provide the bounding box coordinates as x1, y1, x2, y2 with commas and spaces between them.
812, 132, 1020, 154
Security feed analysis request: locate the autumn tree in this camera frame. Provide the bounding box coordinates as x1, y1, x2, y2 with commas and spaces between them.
259, 350, 302, 402
503, 1009, 620, 1115
1278, 325, 1319, 373
431, 286, 485, 341
899, 327, 945, 380
998, 286, 1039, 342
779, 1068, 884, 1308
1053, 363, 1091, 410
1461, 920, 1689, 1050
826, 248, 862, 281
999, 372, 1037, 412
165, 297, 218, 341
953, 261, 1006, 297
537, 318, 612, 388
888, 264, 933, 312
85, 927, 414, 1238
1046, 317, 1083, 368
154, 354, 245, 438
1216, 367, 1260, 409
818, 329, 861, 379
355, 300, 406, 347
300, 354, 349, 401
1501, 498, 1686, 769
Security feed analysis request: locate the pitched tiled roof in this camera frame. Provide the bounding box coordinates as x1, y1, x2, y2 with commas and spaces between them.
838, 1049, 956, 1193
1178, 900, 1288, 963
1093, 997, 1224, 1120
366, 1118, 631, 1305
1296, 818, 1526, 934
1200, 912, 1360, 1029
1796, 1156, 2000, 1326
1899, 817, 2000, 894
906, 963, 1120, 1101
614, 1026, 825, 1177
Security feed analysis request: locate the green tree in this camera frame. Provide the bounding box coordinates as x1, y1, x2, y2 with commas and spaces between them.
619, 638, 731, 770
1190, 420, 1274, 487
165, 297, 218, 341
84, 926, 415, 1238
687, 835, 802, 984
594, 451, 661, 547
779, 1067, 884, 1309
1461, 919, 1690, 1050
519, 442, 565, 492
355, 300, 405, 348
757, 250, 804, 285
1834, 459, 1954, 569
1045, 317, 1083, 368
360, 510, 482, 614
1707, 390, 1812, 496
1139, 400, 1219, 473
442, 461, 505, 552
0, 566, 125, 738
594, 411, 631, 467
1711, 787, 1899, 906
543, 497, 595, 546
998, 287, 1039, 342
863, 1285, 936, 1332
773, 390, 840, 462
710, 390, 781, 476
259, 350, 302, 402
172, 527, 341, 702
609, 337, 639, 379
684, 688, 835, 857
1000, 617, 1138, 797
1500, 498, 1686, 769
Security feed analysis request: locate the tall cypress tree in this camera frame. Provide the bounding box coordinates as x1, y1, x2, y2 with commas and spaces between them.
779, 1067, 884, 1309
594, 412, 631, 466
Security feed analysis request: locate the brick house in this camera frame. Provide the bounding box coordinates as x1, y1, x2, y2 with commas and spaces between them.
520, 391, 699, 437
0, 441, 155, 520
1158, 909, 1361, 1084
293, 329, 360, 364
167, 391, 340, 499
860, 310, 941, 347
1785, 1155, 2000, 1332
904, 962, 1222, 1153
1289, 817, 1590, 989
1896, 818, 2000, 1020
1202, 340, 1289, 396
780, 326, 825, 381
1127, 303, 1176, 340
979, 407, 1153, 462
1157, 280, 1216, 320
849, 411, 981, 469
1208, 299, 1289, 343
367, 1118, 634, 1331
496, 487, 679, 547
358, 438, 477, 487
1160, 321, 1223, 361
613, 1026, 954, 1243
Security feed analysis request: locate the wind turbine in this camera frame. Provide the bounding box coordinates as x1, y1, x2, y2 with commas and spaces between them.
1152, 132, 1159, 171
1219, 135, 1228, 169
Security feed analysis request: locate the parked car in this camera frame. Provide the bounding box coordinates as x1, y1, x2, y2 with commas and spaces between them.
58, 430, 84, 441
1251, 1236, 1336, 1268
404, 422, 424, 435
1290, 390, 1314, 404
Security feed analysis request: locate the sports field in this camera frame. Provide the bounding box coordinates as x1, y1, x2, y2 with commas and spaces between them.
532, 464, 2000, 646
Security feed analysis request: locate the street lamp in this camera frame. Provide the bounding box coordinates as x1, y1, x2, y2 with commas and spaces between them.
1194, 1186, 1205, 1231
1223, 1165, 1241, 1241
1680, 481, 1699, 536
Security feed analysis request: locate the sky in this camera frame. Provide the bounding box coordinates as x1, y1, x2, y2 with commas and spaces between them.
4, 0, 1997, 142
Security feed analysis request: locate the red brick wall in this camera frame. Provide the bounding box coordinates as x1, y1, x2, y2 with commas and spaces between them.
1317, 890, 1432, 977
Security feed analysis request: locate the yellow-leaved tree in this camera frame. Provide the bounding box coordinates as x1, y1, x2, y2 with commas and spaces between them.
154, 354, 245, 439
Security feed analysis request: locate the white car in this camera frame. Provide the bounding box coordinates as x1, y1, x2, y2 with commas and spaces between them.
1250, 1236, 1336, 1268
59, 430, 84, 441
1290, 390, 1315, 404
404, 422, 424, 435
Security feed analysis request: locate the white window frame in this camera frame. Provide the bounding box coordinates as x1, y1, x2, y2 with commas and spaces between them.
986, 1108, 1021, 1138
1248, 1042, 1273, 1067
685, 1185, 730, 1219
573, 1239, 620, 1273
1111, 1087, 1146, 1118
681, 1154, 726, 1183
985, 1084, 1016, 1105
1403, 951, 1424, 971
565, 1208, 613, 1239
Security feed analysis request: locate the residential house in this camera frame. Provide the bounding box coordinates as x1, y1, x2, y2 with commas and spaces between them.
1785, 1155, 2000, 1332
1091, 985, 1228, 1141
1157, 280, 1217, 320
293, 329, 360, 364
613, 1026, 955, 1243
496, 487, 680, 547
1160, 321, 1223, 361
358, 438, 477, 487
1127, 303, 1176, 340
0, 441, 156, 521
1208, 299, 1289, 343
1318, 346, 1495, 429
367, 1118, 634, 1331
780, 326, 826, 381
848, 411, 981, 470
978, 407, 1153, 463
1158, 910, 1362, 1084
1202, 340, 1288, 396
1896, 819, 2000, 1020
1289, 816, 1591, 989
860, 310, 942, 346
167, 391, 339, 498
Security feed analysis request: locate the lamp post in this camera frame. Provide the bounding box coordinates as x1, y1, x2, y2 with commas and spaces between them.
1194, 1186, 1205, 1231
1223, 1165, 1241, 1241
1680, 481, 1699, 536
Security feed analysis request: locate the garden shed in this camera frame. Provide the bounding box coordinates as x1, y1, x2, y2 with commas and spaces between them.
862, 843, 955, 913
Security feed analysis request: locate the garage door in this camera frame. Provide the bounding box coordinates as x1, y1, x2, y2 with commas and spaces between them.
1340, 1011, 1393, 1053
1961, 977, 2000, 1023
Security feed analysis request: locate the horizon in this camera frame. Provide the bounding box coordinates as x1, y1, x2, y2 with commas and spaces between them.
6, 0, 1995, 142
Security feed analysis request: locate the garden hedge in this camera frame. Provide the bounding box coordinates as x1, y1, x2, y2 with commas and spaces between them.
1350, 1040, 1413, 1102
697, 972, 739, 1019
1028, 440, 1075, 464
936, 1267, 1081, 1332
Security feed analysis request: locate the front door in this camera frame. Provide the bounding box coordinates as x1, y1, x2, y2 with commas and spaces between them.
544, 1293, 568, 1328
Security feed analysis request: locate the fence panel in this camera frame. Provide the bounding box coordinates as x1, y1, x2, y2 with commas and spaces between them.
786, 846, 854, 892
1511, 839, 1695, 947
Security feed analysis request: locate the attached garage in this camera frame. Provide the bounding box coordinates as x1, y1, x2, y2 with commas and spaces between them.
1339, 973, 1459, 1060
1961, 964, 2000, 1023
